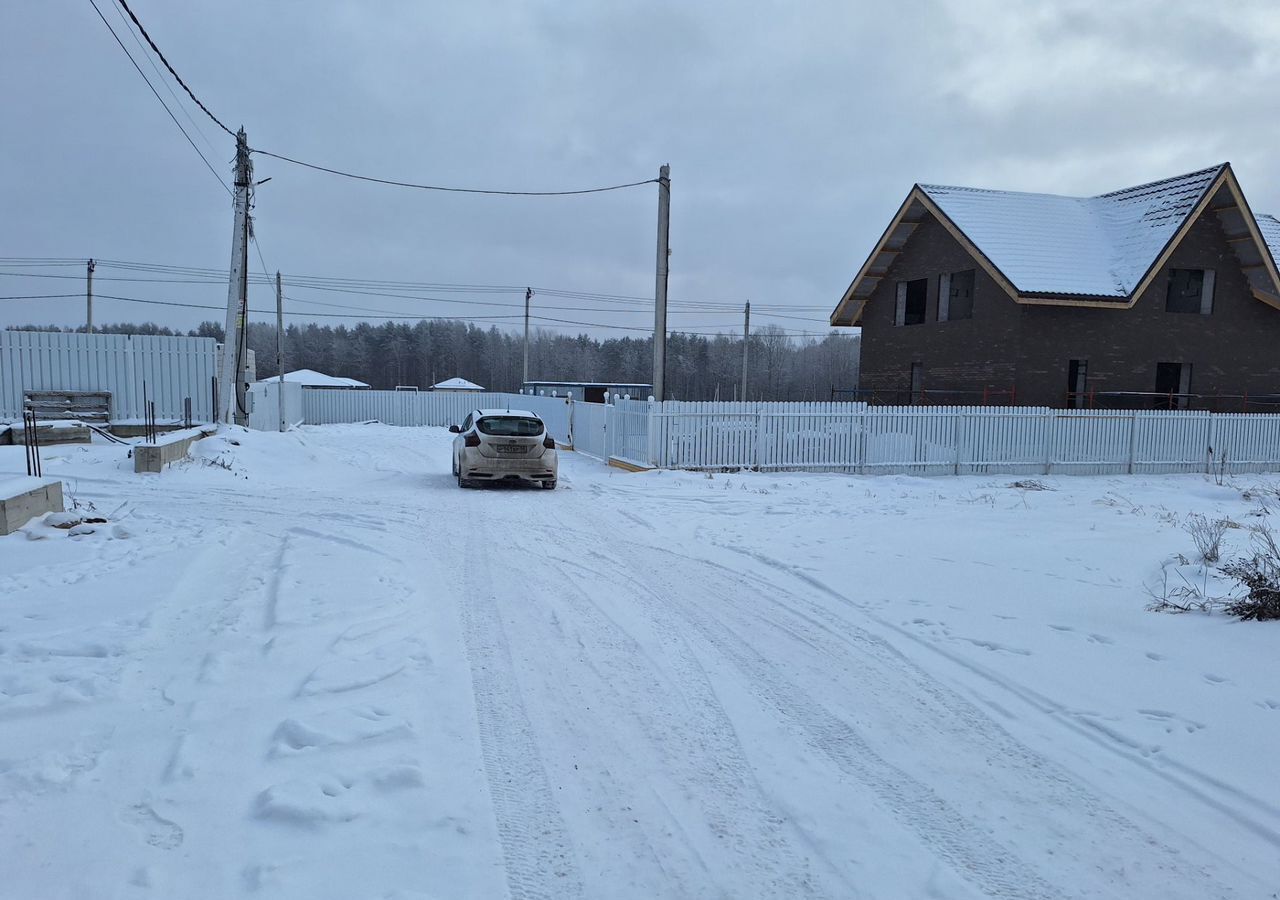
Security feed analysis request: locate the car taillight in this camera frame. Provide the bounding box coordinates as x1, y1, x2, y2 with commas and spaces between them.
465, 432, 481, 447
543, 434, 555, 449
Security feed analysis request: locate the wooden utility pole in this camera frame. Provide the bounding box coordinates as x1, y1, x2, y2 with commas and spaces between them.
86, 259, 95, 334
742, 301, 750, 403
523, 287, 532, 389
652, 164, 671, 401
276, 271, 285, 432
218, 128, 252, 425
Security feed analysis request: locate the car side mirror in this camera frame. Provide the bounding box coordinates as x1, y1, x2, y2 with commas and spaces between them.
448, 425, 461, 434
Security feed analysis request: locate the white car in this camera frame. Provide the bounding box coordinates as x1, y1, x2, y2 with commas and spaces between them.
449, 409, 558, 489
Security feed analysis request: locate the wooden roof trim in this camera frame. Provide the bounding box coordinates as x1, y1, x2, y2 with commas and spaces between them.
1116, 164, 1230, 309
1219, 169, 1280, 298
1251, 287, 1280, 311
830, 189, 921, 326
911, 191, 1022, 303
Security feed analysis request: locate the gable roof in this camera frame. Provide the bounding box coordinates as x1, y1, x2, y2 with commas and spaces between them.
432, 377, 485, 390
831, 162, 1280, 325
919, 165, 1223, 297
259, 368, 370, 388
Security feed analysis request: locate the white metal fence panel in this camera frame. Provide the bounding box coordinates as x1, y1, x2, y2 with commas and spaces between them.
1048, 410, 1132, 475
301, 389, 484, 428
0, 330, 216, 422
1132, 411, 1211, 474
1211, 413, 1280, 473
611, 399, 653, 466
571, 401, 611, 459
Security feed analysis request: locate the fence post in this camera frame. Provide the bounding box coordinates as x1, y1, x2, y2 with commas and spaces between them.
1127, 412, 1139, 475
1043, 409, 1053, 475
1206, 413, 1217, 475
755, 411, 764, 470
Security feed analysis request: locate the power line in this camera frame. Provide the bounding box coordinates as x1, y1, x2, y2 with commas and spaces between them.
112, 0, 235, 137
250, 149, 658, 196
0, 294, 86, 301
87, 0, 230, 194
110, 0, 221, 160
97, 2, 657, 198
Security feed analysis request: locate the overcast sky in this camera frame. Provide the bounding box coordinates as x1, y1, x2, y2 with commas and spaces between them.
3, 0, 1279, 339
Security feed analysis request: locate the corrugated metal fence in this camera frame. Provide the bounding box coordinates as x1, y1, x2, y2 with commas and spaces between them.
277, 390, 1280, 477
0, 331, 217, 422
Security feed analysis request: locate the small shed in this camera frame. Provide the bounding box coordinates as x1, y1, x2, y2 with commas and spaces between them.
258, 369, 370, 390
520, 381, 652, 403
431, 377, 485, 393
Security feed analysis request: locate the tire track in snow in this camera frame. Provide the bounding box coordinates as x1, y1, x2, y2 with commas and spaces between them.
598, 544, 1063, 900
711, 541, 1280, 870
516, 536, 837, 897
460, 519, 583, 900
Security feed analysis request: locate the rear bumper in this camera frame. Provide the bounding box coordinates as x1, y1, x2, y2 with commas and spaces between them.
460, 450, 557, 482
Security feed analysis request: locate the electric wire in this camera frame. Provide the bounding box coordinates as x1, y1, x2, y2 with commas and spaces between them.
112, 0, 235, 137
87, 0, 231, 195
95, 2, 656, 197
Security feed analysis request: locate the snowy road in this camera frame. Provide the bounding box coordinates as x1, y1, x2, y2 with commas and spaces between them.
2, 425, 1278, 898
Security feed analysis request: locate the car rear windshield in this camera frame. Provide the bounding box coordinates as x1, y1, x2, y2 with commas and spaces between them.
476, 416, 543, 437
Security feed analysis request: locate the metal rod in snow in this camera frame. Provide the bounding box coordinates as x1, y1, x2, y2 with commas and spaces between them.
742, 300, 750, 403
218, 128, 252, 426
276, 271, 285, 432
652, 164, 671, 402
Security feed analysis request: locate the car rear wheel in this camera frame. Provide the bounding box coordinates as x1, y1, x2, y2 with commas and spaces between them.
542, 479, 557, 490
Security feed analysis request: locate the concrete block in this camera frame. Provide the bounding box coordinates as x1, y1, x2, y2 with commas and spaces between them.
0, 478, 65, 536
134, 426, 217, 474
9, 423, 91, 446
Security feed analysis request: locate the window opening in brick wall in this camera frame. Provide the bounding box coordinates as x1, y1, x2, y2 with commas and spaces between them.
903, 279, 927, 326
942, 269, 974, 321
1165, 268, 1213, 315
1067, 359, 1088, 408
1154, 361, 1192, 409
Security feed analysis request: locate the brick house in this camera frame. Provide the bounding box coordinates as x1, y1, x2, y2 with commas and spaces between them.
829, 163, 1280, 409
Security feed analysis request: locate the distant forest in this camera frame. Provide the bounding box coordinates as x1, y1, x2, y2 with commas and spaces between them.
9, 320, 861, 401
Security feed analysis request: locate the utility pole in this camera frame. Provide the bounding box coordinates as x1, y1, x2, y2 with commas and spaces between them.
742, 300, 750, 403
218, 128, 252, 426
276, 271, 285, 433
652, 164, 671, 401
523, 287, 532, 389
86, 259, 95, 334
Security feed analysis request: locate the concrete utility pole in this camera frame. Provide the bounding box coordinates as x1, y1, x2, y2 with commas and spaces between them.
276, 271, 285, 433
742, 300, 750, 403
86, 259, 95, 334
523, 287, 532, 388
218, 128, 252, 426
652, 164, 671, 402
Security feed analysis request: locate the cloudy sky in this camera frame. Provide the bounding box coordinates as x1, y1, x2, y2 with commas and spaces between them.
3, 0, 1279, 339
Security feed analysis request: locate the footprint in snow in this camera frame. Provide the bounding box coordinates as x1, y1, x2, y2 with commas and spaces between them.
121, 803, 184, 849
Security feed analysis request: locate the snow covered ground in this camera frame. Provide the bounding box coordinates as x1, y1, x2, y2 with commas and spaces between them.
1, 424, 1277, 899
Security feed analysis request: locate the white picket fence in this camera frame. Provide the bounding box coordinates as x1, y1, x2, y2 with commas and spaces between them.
268, 390, 1280, 477
0, 330, 218, 422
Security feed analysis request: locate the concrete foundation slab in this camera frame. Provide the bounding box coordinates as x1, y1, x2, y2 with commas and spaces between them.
134, 426, 217, 474
0, 478, 65, 536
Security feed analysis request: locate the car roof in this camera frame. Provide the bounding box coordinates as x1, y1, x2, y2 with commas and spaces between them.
474, 408, 540, 418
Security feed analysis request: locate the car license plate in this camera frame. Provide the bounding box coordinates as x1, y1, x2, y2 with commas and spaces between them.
496, 443, 525, 455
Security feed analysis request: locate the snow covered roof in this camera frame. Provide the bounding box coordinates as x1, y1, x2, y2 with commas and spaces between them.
832, 162, 1280, 326
919, 165, 1224, 297
259, 369, 369, 388
1257, 214, 1280, 268
432, 377, 485, 391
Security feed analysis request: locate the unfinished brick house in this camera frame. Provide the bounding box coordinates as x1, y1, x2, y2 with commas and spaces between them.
829, 163, 1280, 409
